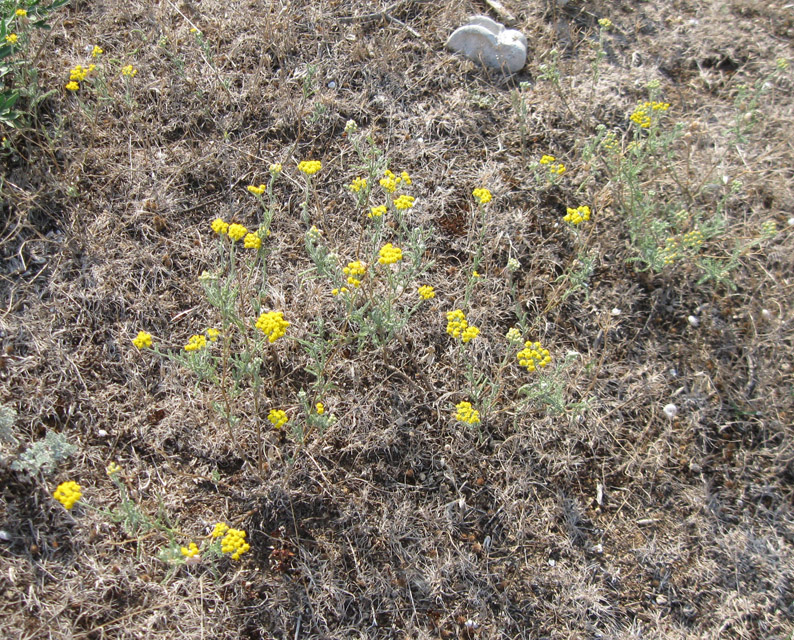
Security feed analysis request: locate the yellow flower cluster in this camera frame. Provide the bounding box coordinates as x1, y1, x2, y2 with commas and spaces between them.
298, 160, 322, 175
121, 64, 138, 78
564, 205, 591, 225
244, 232, 262, 250
539, 154, 566, 175
517, 341, 551, 372
15, 9, 27, 17
455, 401, 480, 425
221, 528, 250, 560
227, 223, 248, 242
332, 287, 349, 296
598, 18, 612, 29
70, 64, 95, 82
418, 285, 435, 300
378, 243, 403, 265
393, 194, 415, 210
379, 169, 411, 193
5, 33, 18, 45
91, 45, 103, 58
630, 101, 670, 128
211, 522, 229, 538
506, 327, 522, 342
65, 81, 79, 91
472, 188, 492, 204
206, 328, 220, 342
256, 311, 289, 342
247, 184, 266, 196
682, 229, 704, 249
269, 163, 282, 175
211, 218, 229, 235
600, 132, 620, 153
268, 409, 288, 429
184, 334, 207, 352
106, 462, 122, 476
369, 205, 387, 219
660, 237, 680, 265
343, 260, 367, 287
348, 177, 367, 192
133, 330, 153, 349
315, 402, 325, 415
53, 481, 82, 510
446, 310, 480, 343
181, 542, 200, 558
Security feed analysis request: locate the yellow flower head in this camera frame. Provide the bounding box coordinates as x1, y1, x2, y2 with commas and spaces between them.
378, 243, 403, 265
563, 205, 591, 226
539, 155, 556, 165
106, 462, 122, 476
506, 327, 522, 343
65, 81, 79, 92
343, 260, 367, 287
133, 331, 153, 349
517, 341, 552, 372
181, 542, 200, 558
227, 223, 248, 242
315, 402, 325, 415
53, 481, 82, 510
5, 33, 18, 45
255, 311, 289, 342
211, 522, 229, 538
368, 205, 387, 219
91, 45, 103, 58
461, 325, 480, 343
184, 334, 208, 352
393, 194, 415, 210
268, 409, 288, 429
332, 287, 349, 296
298, 160, 322, 176
70, 65, 92, 82
211, 218, 229, 235
379, 169, 398, 193
15, 9, 27, 17
221, 528, 250, 560
472, 188, 492, 204
418, 285, 435, 300
400, 171, 412, 186
348, 177, 367, 193
244, 232, 262, 250
205, 328, 221, 342
247, 184, 266, 196
598, 18, 612, 29
269, 162, 282, 176
455, 401, 481, 425
121, 65, 138, 78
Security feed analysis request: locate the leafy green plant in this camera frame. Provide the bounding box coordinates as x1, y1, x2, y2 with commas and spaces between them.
11, 430, 76, 475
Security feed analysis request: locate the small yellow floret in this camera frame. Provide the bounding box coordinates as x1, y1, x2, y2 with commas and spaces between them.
53, 481, 82, 510
181, 542, 200, 558
211, 218, 229, 235
268, 409, 288, 429
121, 65, 138, 78
269, 163, 282, 175
368, 205, 387, 219
298, 160, 322, 176
418, 285, 435, 300
5, 33, 18, 45
221, 528, 250, 560
65, 81, 79, 91
247, 184, 266, 196
378, 243, 403, 265
255, 311, 289, 342
315, 402, 325, 415
184, 334, 207, 352
472, 188, 492, 204
91, 45, 103, 57
563, 205, 591, 226
348, 177, 367, 193
517, 341, 552, 372
211, 522, 229, 538
244, 233, 262, 250
106, 462, 122, 476
15, 9, 27, 17
227, 223, 248, 242
455, 401, 481, 425
133, 331, 153, 349
393, 194, 415, 210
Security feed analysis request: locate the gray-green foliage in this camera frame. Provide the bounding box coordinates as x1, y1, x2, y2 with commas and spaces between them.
11, 430, 76, 475
0, 403, 17, 446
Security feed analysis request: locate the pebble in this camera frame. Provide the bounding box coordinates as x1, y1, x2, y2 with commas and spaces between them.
687, 315, 699, 327
663, 403, 678, 420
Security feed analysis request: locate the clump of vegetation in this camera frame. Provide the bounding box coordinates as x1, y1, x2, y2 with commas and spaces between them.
1, 1, 793, 639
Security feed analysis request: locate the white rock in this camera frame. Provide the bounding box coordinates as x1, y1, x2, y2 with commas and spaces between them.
446, 15, 528, 74
611, 307, 621, 316
687, 315, 699, 327
663, 403, 678, 420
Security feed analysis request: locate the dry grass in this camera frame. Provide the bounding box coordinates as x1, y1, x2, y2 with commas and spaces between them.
2, 0, 794, 638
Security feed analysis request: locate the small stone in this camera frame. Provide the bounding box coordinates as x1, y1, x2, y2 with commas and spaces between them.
761, 309, 772, 320
0, 530, 11, 541
687, 315, 699, 327
611, 308, 621, 316
663, 403, 678, 420
97, 429, 108, 437
327, 81, 336, 89
446, 15, 528, 74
